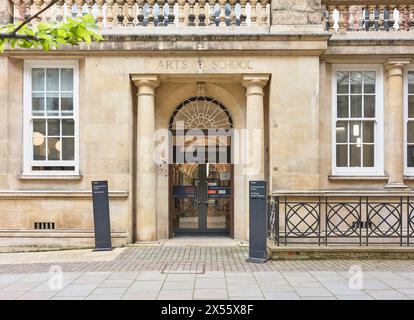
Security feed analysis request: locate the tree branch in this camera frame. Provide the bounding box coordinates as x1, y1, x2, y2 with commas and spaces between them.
12, 0, 59, 34
0, 33, 39, 41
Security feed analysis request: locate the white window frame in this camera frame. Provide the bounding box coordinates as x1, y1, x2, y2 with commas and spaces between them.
23, 60, 79, 176
404, 65, 414, 176
331, 64, 384, 176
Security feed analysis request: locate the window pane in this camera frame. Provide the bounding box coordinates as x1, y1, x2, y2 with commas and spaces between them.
349, 121, 361, 143
336, 145, 347, 167
350, 72, 362, 93
47, 137, 60, 160
350, 145, 361, 167
33, 119, 46, 135
33, 137, 46, 160
408, 145, 414, 167
337, 95, 348, 118
61, 93, 73, 116
363, 71, 375, 94
364, 95, 375, 118
336, 121, 348, 143
61, 68, 73, 91
351, 95, 362, 117
32, 93, 44, 116
46, 92, 59, 116
337, 71, 349, 94
408, 121, 414, 143
62, 119, 74, 136
408, 72, 414, 94
47, 119, 60, 136
62, 138, 74, 160
32, 68, 44, 91
408, 95, 414, 118
363, 121, 374, 143
46, 69, 59, 91
363, 145, 374, 167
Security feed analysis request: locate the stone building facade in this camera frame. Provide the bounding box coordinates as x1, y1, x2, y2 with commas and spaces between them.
1, 0, 414, 250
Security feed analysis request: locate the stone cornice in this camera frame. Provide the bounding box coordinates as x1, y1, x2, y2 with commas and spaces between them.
0, 190, 129, 199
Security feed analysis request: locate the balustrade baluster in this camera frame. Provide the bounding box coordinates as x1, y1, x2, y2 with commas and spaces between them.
55, 0, 64, 22
157, 0, 166, 26
23, 0, 32, 20
116, 0, 125, 25
368, 5, 376, 30
43, 0, 52, 22
260, 0, 268, 27
65, 0, 74, 19
75, 0, 83, 18
402, 5, 409, 31
96, 0, 104, 26
352, 7, 359, 31
338, 5, 345, 31
188, 0, 196, 26
228, 0, 236, 25
86, 0, 94, 16
250, 0, 257, 26
378, 5, 385, 31
167, 0, 175, 26
105, 0, 115, 26
198, 0, 206, 26
239, 0, 247, 26
393, 7, 400, 31
218, 0, 226, 27
125, 0, 134, 25
147, 0, 155, 26
409, 5, 414, 30
208, 0, 216, 26
32, 0, 43, 24
383, 6, 390, 31
327, 5, 334, 31
178, 0, 185, 26
12, 0, 22, 22
374, 5, 379, 31
137, 0, 145, 25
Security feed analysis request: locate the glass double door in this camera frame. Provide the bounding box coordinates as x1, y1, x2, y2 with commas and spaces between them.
171, 163, 231, 235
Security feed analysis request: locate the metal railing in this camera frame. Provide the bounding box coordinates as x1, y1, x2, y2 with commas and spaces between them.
267, 195, 414, 246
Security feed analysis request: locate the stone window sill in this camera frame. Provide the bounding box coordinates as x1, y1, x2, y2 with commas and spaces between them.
18, 174, 83, 182
328, 175, 389, 181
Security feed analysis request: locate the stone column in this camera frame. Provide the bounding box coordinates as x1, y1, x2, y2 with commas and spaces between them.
241, 74, 269, 239
131, 75, 160, 241
384, 59, 411, 189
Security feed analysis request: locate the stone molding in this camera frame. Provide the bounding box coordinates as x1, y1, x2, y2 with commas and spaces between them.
0, 191, 129, 199
241, 74, 270, 96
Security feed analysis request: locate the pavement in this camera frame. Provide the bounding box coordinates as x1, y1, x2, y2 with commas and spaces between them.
0, 244, 414, 300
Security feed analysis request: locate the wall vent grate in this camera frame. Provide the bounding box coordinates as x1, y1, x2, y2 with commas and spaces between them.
34, 222, 55, 230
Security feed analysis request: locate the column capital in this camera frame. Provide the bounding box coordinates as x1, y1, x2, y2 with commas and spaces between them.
241, 74, 270, 96
384, 58, 411, 77
131, 75, 160, 95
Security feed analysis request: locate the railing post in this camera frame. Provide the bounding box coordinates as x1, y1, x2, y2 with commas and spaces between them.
157, 0, 166, 26
250, 0, 257, 26
137, 0, 145, 26
96, 0, 104, 26
167, 0, 175, 26
229, 0, 236, 26
115, 0, 125, 25
65, 0, 74, 20
75, 0, 83, 18
147, 0, 155, 26
106, 0, 115, 26
275, 196, 279, 246
239, 0, 247, 26
55, 0, 64, 22
198, 0, 206, 26
218, 0, 226, 27
125, 0, 134, 26
177, 0, 185, 26
208, 0, 216, 26
188, 0, 195, 26
259, 0, 267, 27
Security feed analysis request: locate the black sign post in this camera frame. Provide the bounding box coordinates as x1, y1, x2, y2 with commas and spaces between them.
92, 181, 112, 251
247, 180, 267, 263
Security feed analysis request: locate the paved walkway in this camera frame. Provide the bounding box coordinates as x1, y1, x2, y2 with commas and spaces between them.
0, 246, 414, 300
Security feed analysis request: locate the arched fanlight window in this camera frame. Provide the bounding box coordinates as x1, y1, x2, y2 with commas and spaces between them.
169, 97, 233, 130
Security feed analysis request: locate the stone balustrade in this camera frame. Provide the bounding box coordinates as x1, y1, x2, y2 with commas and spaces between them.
322, 1, 414, 32
10, 0, 270, 28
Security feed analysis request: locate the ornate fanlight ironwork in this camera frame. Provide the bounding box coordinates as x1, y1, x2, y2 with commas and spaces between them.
169, 96, 233, 130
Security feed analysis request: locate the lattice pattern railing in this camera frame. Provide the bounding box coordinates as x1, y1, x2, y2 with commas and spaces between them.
268, 196, 414, 246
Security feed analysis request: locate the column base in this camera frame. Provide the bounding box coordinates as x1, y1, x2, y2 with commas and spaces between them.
384, 182, 411, 190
